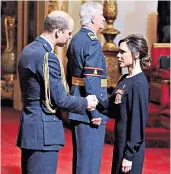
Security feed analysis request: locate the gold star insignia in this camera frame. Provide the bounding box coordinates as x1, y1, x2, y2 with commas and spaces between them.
94, 69, 97, 75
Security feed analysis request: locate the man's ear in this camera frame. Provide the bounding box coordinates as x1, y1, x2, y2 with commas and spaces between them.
55, 28, 62, 39
91, 17, 95, 24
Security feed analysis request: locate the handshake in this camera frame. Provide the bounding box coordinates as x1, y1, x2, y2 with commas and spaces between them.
86, 94, 98, 110
86, 95, 102, 126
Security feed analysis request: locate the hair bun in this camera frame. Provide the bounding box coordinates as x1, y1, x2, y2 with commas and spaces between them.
141, 54, 151, 69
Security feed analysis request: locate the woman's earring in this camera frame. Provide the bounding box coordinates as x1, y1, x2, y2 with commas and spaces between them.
134, 52, 140, 60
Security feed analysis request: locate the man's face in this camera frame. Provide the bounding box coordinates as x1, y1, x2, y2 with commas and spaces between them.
93, 9, 105, 31
56, 21, 74, 47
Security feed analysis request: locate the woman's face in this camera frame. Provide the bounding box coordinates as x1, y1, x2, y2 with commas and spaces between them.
117, 42, 133, 68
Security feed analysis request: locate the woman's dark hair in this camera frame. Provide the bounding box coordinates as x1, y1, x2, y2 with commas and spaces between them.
119, 34, 151, 68
44, 16, 69, 33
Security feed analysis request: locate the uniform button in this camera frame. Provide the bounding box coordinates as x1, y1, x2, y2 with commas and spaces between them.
101, 94, 103, 96
53, 117, 56, 121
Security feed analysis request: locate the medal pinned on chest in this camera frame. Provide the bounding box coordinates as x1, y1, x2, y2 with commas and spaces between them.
114, 88, 125, 104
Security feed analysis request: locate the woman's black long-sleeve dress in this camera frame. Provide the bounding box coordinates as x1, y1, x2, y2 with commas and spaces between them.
109, 72, 149, 174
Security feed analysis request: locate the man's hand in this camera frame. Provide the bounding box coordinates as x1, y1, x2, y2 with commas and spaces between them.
122, 158, 132, 173
91, 117, 102, 126
86, 95, 98, 110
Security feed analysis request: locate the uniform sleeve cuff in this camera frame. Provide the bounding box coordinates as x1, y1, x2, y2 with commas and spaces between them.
82, 97, 88, 113
124, 154, 134, 161
90, 109, 100, 118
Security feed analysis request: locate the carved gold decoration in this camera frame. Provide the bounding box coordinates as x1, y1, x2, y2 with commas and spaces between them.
1, 77, 14, 100
82, 0, 100, 4
47, 1, 59, 14
101, 0, 121, 88
1, 16, 16, 75
1, 16, 16, 99
105, 52, 121, 88
101, 0, 120, 51
45, 1, 68, 15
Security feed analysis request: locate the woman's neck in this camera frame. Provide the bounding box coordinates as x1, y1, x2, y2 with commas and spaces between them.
127, 61, 142, 77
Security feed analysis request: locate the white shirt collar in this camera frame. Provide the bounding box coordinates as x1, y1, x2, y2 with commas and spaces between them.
40, 34, 54, 51
82, 27, 97, 36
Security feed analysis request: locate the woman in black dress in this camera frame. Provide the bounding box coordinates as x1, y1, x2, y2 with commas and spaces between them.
94, 34, 151, 174
111, 34, 151, 174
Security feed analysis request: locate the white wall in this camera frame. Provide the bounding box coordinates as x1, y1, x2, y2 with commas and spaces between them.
114, 0, 158, 49
68, 0, 82, 35
114, 0, 158, 74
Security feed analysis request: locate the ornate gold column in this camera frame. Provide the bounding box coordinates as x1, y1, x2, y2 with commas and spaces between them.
101, 0, 121, 89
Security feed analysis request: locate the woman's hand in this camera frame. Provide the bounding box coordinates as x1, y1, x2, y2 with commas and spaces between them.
91, 117, 102, 126
122, 158, 132, 173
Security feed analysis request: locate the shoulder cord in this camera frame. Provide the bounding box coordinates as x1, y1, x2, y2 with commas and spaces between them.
54, 52, 69, 94
43, 52, 69, 114
43, 52, 56, 113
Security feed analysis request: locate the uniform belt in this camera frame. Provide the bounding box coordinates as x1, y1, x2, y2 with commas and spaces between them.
72, 77, 107, 87
23, 100, 41, 107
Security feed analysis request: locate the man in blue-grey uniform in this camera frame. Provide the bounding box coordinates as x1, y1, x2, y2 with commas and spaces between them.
16, 10, 98, 174
67, 2, 109, 174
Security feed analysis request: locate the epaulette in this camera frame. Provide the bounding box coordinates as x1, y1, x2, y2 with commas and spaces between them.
87, 32, 97, 40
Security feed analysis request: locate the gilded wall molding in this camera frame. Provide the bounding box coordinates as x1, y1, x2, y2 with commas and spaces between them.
45, 1, 68, 16
153, 43, 171, 48
45, 1, 59, 16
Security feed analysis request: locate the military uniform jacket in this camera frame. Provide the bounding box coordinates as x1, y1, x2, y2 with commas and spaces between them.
67, 28, 109, 124
16, 36, 88, 151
